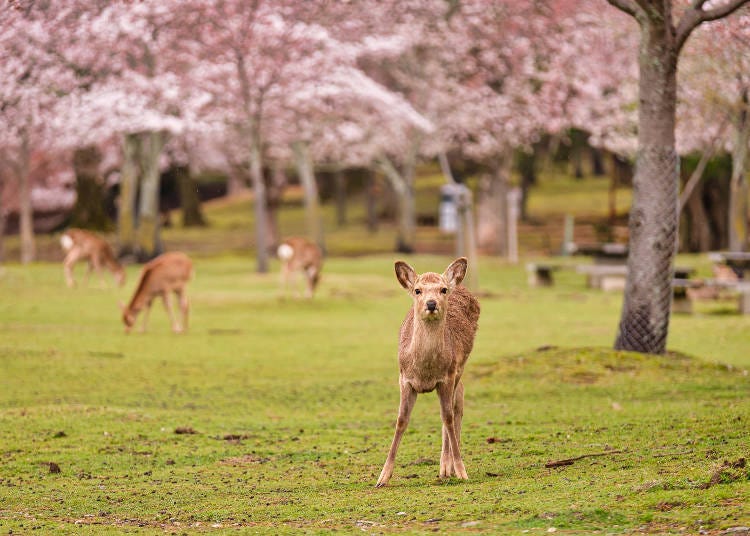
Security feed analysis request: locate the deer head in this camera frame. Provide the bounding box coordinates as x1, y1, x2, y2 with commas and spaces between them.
395, 257, 467, 322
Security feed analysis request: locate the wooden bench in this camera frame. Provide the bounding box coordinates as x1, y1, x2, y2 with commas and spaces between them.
672, 278, 750, 315
526, 263, 562, 287
575, 264, 628, 291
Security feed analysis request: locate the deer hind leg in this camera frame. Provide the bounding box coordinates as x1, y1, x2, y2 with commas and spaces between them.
437, 381, 468, 480
63, 249, 82, 288
176, 288, 189, 332
440, 380, 464, 477
376, 382, 417, 488
162, 291, 181, 333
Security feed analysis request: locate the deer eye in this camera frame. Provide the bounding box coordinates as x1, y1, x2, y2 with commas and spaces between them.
441, 287, 448, 294
414, 289, 421, 295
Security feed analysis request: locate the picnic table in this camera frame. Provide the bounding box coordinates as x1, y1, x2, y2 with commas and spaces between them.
708, 251, 750, 279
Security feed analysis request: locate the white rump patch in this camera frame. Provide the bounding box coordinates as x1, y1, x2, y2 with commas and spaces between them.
60, 234, 74, 251
277, 243, 294, 261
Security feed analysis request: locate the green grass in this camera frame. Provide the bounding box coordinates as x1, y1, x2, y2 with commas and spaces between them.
1, 254, 748, 534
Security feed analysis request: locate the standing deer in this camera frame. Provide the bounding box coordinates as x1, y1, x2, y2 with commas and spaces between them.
60, 228, 125, 288
277, 237, 323, 298
121, 252, 193, 333
376, 257, 480, 487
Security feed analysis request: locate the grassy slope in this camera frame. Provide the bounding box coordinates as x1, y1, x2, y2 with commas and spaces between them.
0, 171, 748, 533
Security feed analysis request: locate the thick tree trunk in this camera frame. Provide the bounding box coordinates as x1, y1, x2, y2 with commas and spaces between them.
249, 136, 269, 273
118, 133, 141, 256
615, 14, 679, 355
292, 141, 325, 252
728, 88, 749, 251
70, 145, 111, 231
175, 164, 205, 227
135, 131, 165, 262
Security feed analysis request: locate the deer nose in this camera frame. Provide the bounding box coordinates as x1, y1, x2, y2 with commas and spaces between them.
426, 300, 437, 312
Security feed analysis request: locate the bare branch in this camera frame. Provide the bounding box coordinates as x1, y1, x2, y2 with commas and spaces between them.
676, 0, 750, 52
606, 0, 639, 17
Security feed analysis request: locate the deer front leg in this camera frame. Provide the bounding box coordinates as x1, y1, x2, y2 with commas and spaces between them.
437, 381, 467, 480
440, 380, 464, 477
139, 301, 152, 333
376, 381, 417, 488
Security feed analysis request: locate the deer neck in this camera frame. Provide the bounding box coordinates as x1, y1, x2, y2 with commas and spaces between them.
408, 312, 446, 360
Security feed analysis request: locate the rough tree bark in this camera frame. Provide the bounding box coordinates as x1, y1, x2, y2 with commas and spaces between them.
70, 145, 111, 231
608, 0, 749, 354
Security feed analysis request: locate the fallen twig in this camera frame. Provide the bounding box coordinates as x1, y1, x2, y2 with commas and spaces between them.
545, 449, 626, 468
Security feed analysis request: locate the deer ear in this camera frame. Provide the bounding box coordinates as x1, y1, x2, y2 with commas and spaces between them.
443, 257, 467, 288
394, 261, 416, 290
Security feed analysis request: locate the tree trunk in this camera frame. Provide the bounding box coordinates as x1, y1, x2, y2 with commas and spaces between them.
135, 131, 165, 262
570, 128, 587, 179
118, 133, 141, 256
292, 141, 325, 252
517, 149, 536, 222
249, 136, 269, 273
18, 132, 34, 264
682, 182, 712, 252
615, 13, 679, 355
728, 88, 750, 251
265, 166, 287, 251
335, 168, 347, 227
365, 169, 378, 233
477, 154, 511, 255
377, 157, 415, 253
608, 152, 619, 227
175, 163, 205, 227
70, 145, 111, 231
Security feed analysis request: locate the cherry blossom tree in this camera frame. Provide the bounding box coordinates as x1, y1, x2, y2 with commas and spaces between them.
606, 0, 749, 355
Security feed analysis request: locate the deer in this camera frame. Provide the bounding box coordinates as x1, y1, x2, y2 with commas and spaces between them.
277, 237, 323, 298
60, 228, 125, 288
376, 257, 480, 488
120, 251, 193, 334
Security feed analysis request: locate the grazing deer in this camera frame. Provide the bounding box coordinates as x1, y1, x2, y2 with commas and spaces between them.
121, 252, 193, 333
376, 257, 480, 487
60, 228, 125, 288
277, 237, 323, 298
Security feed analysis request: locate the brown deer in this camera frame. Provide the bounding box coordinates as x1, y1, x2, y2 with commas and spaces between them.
60, 228, 125, 288
121, 252, 193, 333
376, 257, 480, 487
277, 237, 323, 298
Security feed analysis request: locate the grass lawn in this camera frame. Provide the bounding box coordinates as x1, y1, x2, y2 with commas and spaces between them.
1, 251, 748, 534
